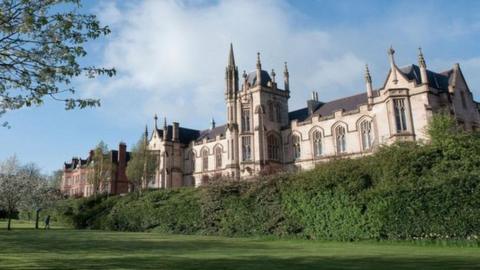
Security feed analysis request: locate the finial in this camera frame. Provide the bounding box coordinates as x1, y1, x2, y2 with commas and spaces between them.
243, 70, 247, 79
256, 52, 261, 69
154, 114, 158, 129
271, 69, 276, 82
365, 64, 372, 82
418, 47, 426, 67
284, 61, 289, 73
388, 45, 395, 56
144, 125, 149, 140
163, 117, 167, 128
210, 117, 216, 129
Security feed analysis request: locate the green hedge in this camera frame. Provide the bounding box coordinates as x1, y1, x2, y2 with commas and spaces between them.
53, 115, 480, 242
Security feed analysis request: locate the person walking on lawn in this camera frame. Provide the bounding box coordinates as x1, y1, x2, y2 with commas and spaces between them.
44, 215, 51, 230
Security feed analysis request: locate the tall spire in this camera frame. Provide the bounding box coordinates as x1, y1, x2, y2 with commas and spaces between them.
225, 43, 239, 97
365, 64, 373, 104
228, 43, 235, 67
387, 46, 398, 84
283, 61, 290, 91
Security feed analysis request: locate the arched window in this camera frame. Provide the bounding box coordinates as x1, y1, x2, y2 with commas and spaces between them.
215, 147, 222, 169
393, 99, 407, 132
312, 130, 322, 157
292, 135, 301, 159
267, 134, 280, 160
268, 102, 274, 121
242, 136, 252, 161
241, 109, 250, 132
360, 120, 373, 150
202, 149, 208, 172
335, 126, 346, 154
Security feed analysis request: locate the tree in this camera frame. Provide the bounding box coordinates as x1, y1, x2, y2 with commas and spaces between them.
126, 135, 157, 195
0, 156, 31, 230
0, 0, 115, 127
87, 141, 115, 197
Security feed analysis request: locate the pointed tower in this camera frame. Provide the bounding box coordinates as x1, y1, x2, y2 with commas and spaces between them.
283, 62, 290, 91
225, 43, 239, 98
365, 64, 374, 105
225, 44, 239, 125
388, 46, 398, 84
418, 47, 429, 85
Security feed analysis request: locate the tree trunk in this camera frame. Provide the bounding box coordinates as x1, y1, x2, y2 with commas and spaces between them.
35, 209, 41, 229
7, 216, 11, 231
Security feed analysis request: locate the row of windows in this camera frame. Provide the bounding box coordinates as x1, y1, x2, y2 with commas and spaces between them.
271, 120, 374, 161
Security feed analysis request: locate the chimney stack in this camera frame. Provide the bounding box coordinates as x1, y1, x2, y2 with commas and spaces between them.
307, 91, 321, 115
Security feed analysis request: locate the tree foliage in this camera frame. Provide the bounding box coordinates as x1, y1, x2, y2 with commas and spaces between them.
126, 136, 157, 194
0, 0, 115, 127
87, 141, 114, 197
0, 156, 59, 230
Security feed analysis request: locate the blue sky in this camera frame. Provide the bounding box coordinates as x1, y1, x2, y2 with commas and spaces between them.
1, 0, 480, 174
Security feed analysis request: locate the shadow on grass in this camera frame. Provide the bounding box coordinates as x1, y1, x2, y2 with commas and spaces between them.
0, 229, 479, 270
5, 254, 480, 270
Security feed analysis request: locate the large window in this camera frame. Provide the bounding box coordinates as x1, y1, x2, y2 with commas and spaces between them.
241, 109, 250, 132
268, 102, 274, 121
275, 104, 282, 123
360, 120, 373, 150
393, 99, 407, 132
335, 126, 346, 153
242, 136, 252, 161
215, 147, 222, 169
267, 134, 280, 160
202, 149, 208, 172
312, 130, 322, 157
292, 135, 301, 159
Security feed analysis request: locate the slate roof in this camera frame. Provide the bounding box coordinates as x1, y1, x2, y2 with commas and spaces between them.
288, 107, 310, 122
196, 124, 227, 141
246, 70, 272, 87
399, 64, 452, 91
155, 126, 201, 144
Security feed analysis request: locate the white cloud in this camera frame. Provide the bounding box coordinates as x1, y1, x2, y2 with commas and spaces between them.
84, 0, 365, 129
82, 0, 480, 131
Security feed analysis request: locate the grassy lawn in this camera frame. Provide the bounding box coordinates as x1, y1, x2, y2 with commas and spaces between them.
0, 221, 479, 270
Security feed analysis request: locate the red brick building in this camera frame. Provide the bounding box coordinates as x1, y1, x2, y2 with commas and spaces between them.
61, 143, 130, 197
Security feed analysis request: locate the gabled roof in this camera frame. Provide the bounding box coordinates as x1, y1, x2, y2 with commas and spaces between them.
246, 70, 272, 87
399, 64, 451, 91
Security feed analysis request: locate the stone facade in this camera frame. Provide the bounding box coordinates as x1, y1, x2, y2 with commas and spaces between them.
61, 143, 130, 197
147, 45, 480, 188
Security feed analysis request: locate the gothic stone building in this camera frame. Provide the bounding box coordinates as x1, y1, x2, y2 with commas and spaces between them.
146, 45, 480, 188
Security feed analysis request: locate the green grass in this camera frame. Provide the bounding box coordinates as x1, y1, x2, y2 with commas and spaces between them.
0, 221, 479, 270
